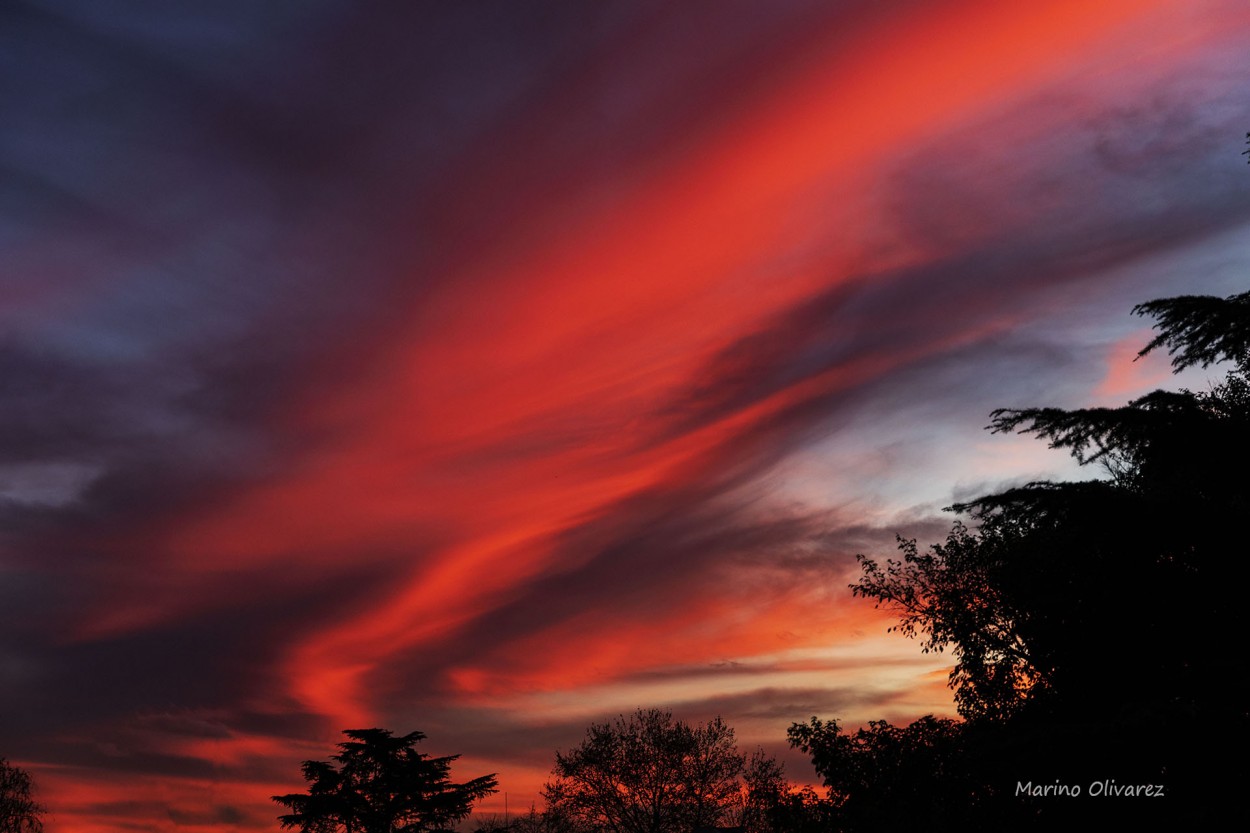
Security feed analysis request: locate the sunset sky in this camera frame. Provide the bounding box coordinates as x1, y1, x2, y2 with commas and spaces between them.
3, 1, 1250, 829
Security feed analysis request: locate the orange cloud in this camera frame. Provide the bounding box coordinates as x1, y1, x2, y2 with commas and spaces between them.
1094, 328, 1176, 401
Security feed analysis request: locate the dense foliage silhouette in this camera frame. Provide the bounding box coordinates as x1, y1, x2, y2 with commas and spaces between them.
795, 290, 1250, 828
273, 728, 497, 833
788, 716, 977, 831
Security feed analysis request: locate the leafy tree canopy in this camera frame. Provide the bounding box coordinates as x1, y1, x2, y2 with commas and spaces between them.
787, 716, 971, 831
273, 728, 497, 833
541, 708, 784, 833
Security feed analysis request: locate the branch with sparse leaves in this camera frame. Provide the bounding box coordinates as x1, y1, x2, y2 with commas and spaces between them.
0, 759, 45, 833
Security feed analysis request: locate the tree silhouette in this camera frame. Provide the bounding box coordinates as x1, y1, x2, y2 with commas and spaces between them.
542, 708, 783, 833
797, 289, 1250, 826
857, 291, 1249, 718
788, 716, 975, 831
1133, 290, 1250, 369
273, 728, 497, 833
0, 759, 45, 833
